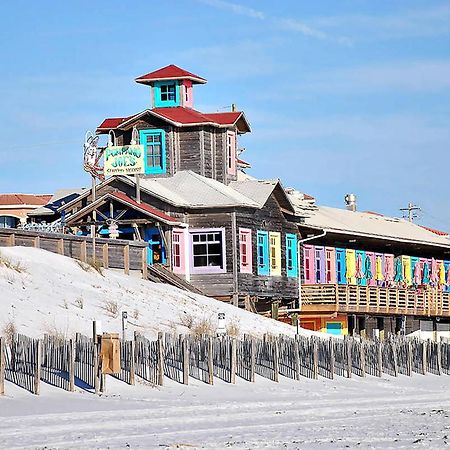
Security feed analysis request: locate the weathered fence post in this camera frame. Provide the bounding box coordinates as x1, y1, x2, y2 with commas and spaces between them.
102, 243, 109, 269
34, 339, 42, 395
157, 332, 164, 386
329, 337, 335, 380
94, 343, 100, 394
312, 338, 319, 380
9, 233, 15, 246
346, 336, 352, 378
80, 241, 87, 263
0, 337, 5, 395
230, 338, 237, 384
392, 339, 398, 377
360, 339, 366, 377
129, 340, 136, 385
250, 337, 256, 382
68, 338, 75, 392
422, 339, 427, 375
207, 336, 214, 385
294, 335, 301, 381
182, 336, 189, 385
407, 340, 413, 376
437, 339, 443, 376
142, 247, 148, 280
377, 339, 383, 377
124, 245, 130, 275
273, 337, 280, 382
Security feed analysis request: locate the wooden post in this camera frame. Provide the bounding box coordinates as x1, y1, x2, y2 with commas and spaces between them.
377, 339, 383, 377
94, 344, 100, 395
208, 336, 214, 385
437, 340, 443, 376
360, 339, 366, 377
68, 338, 75, 392
392, 340, 398, 377
124, 245, 130, 275
34, 236, 40, 249
273, 337, 280, 382
80, 240, 87, 263
8, 233, 15, 246
129, 340, 136, 385
312, 338, 319, 380
157, 332, 164, 386
422, 340, 427, 375
294, 335, 301, 381
182, 336, 189, 385
34, 339, 42, 395
0, 337, 5, 395
346, 336, 352, 378
57, 238, 64, 255
230, 338, 237, 384
102, 243, 109, 269
406, 340, 413, 376
250, 337, 256, 382
142, 247, 148, 280
329, 337, 335, 379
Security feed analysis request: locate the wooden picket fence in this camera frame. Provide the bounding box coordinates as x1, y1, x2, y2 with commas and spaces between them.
1, 332, 450, 396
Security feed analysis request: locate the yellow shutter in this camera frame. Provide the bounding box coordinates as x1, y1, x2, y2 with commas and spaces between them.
269, 232, 281, 276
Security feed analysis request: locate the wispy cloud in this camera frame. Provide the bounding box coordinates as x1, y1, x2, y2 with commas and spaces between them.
198, 0, 264, 20
196, 0, 349, 44
312, 4, 450, 40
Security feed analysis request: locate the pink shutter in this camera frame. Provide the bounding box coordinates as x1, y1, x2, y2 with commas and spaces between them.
325, 247, 336, 284
172, 229, 185, 274
227, 131, 236, 176
239, 228, 252, 274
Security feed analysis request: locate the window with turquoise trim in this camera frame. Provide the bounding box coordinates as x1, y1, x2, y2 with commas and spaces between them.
286, 233, 298, 277
140, 129, 166, 174
154, 80, 179, 107
257, 230, 269, 276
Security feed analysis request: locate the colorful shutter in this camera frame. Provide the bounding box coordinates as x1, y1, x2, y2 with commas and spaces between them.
375, 253, 384, 285
172, 229, 185, 274
401, 256, 412, 286
303, 244, 315, 284
384, 254, 394, 285
335, 248, 347, 285
314, 246, 326, 283
257, 230, 269, 276
355, 250, 366, 286
365, 251, 376, 286
239, 228, 252, 274
345, 249, 356, 285
269, 232, 281, 276
286, 234, 298, 278
410, 256, 419, 285
325, 247, 336, 284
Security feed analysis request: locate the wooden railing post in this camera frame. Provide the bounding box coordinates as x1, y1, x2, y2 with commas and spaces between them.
129, 340, 136, 385
57, 238, 64, 255
9, 233, 15, 246
207, 336, 214, 385
80, 241, 87, 263
142, 247, 148, 279
102, 243, 109, 269
68, 338, 75, 392
329, 337, 335, 379
34, 236, 40, 249
250, 337, 256, 382
312, 338, 319, 380
124, 245, 130, 275
294, 335, 301, 381
377, 339, 383, 377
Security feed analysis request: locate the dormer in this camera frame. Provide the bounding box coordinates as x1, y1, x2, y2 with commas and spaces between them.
135, 64, 207, 109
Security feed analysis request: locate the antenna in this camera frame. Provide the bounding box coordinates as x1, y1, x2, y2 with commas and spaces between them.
400, 202, 421, 222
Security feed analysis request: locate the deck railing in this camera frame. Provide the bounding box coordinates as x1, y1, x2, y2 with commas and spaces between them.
302, 284, 450, 317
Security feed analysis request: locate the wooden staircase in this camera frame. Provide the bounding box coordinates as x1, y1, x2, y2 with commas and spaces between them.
147, 264, 204, 295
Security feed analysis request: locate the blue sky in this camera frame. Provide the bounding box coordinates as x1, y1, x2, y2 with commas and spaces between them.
1, 0, 450, 230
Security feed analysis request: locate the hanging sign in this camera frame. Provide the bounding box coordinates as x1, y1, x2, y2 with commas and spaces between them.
104, 145, 145, 176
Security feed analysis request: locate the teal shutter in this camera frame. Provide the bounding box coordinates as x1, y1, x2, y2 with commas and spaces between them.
257, 230, 269, 276
286, 233, 298, 277
139, 129, 166, 175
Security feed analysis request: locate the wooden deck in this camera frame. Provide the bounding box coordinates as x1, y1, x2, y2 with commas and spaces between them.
301, 284, 450, 318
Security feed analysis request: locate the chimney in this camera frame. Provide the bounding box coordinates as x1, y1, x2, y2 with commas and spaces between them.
345, 193, 357, 212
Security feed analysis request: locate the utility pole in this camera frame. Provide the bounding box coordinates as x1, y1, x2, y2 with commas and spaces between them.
400, 202, 421, 222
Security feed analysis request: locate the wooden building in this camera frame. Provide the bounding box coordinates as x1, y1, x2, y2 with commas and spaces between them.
59, 64, 450, 337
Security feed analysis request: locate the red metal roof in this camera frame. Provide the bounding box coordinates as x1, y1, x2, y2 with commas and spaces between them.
97, 108, 249, 132
0, 194, 51, 206
420, 225, 449, 237
111, 191, 178, 224
135, 65, 207, 85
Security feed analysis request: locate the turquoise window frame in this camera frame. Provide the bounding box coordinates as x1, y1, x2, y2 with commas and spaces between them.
257, 230, 269, 276
153, 80, 179, 107
286, 233, 298, 277
139, 129, 166, 175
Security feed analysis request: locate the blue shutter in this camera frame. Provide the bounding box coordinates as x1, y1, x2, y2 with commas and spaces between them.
257, 230, 269, 276
336, 248, 347, 285
286, 233, 298, 277
140, 129, 166, 175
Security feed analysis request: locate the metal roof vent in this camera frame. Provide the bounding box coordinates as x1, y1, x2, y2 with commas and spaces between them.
345, 193, 357, 212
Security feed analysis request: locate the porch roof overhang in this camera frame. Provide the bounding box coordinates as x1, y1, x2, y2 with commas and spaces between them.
65, 191, 183, 226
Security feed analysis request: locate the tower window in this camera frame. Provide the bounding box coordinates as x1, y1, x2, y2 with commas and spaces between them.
160, 83, 176, 102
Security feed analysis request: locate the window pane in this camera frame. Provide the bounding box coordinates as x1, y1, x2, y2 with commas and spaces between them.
208, 255, 222, 267
194, 255, 207, 267
193, 244, 207, 255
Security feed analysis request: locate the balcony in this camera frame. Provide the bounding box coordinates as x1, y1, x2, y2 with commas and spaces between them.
301, 284, 450, 318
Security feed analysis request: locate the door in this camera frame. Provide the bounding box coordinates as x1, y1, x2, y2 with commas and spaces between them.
144, 227, 166, 265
